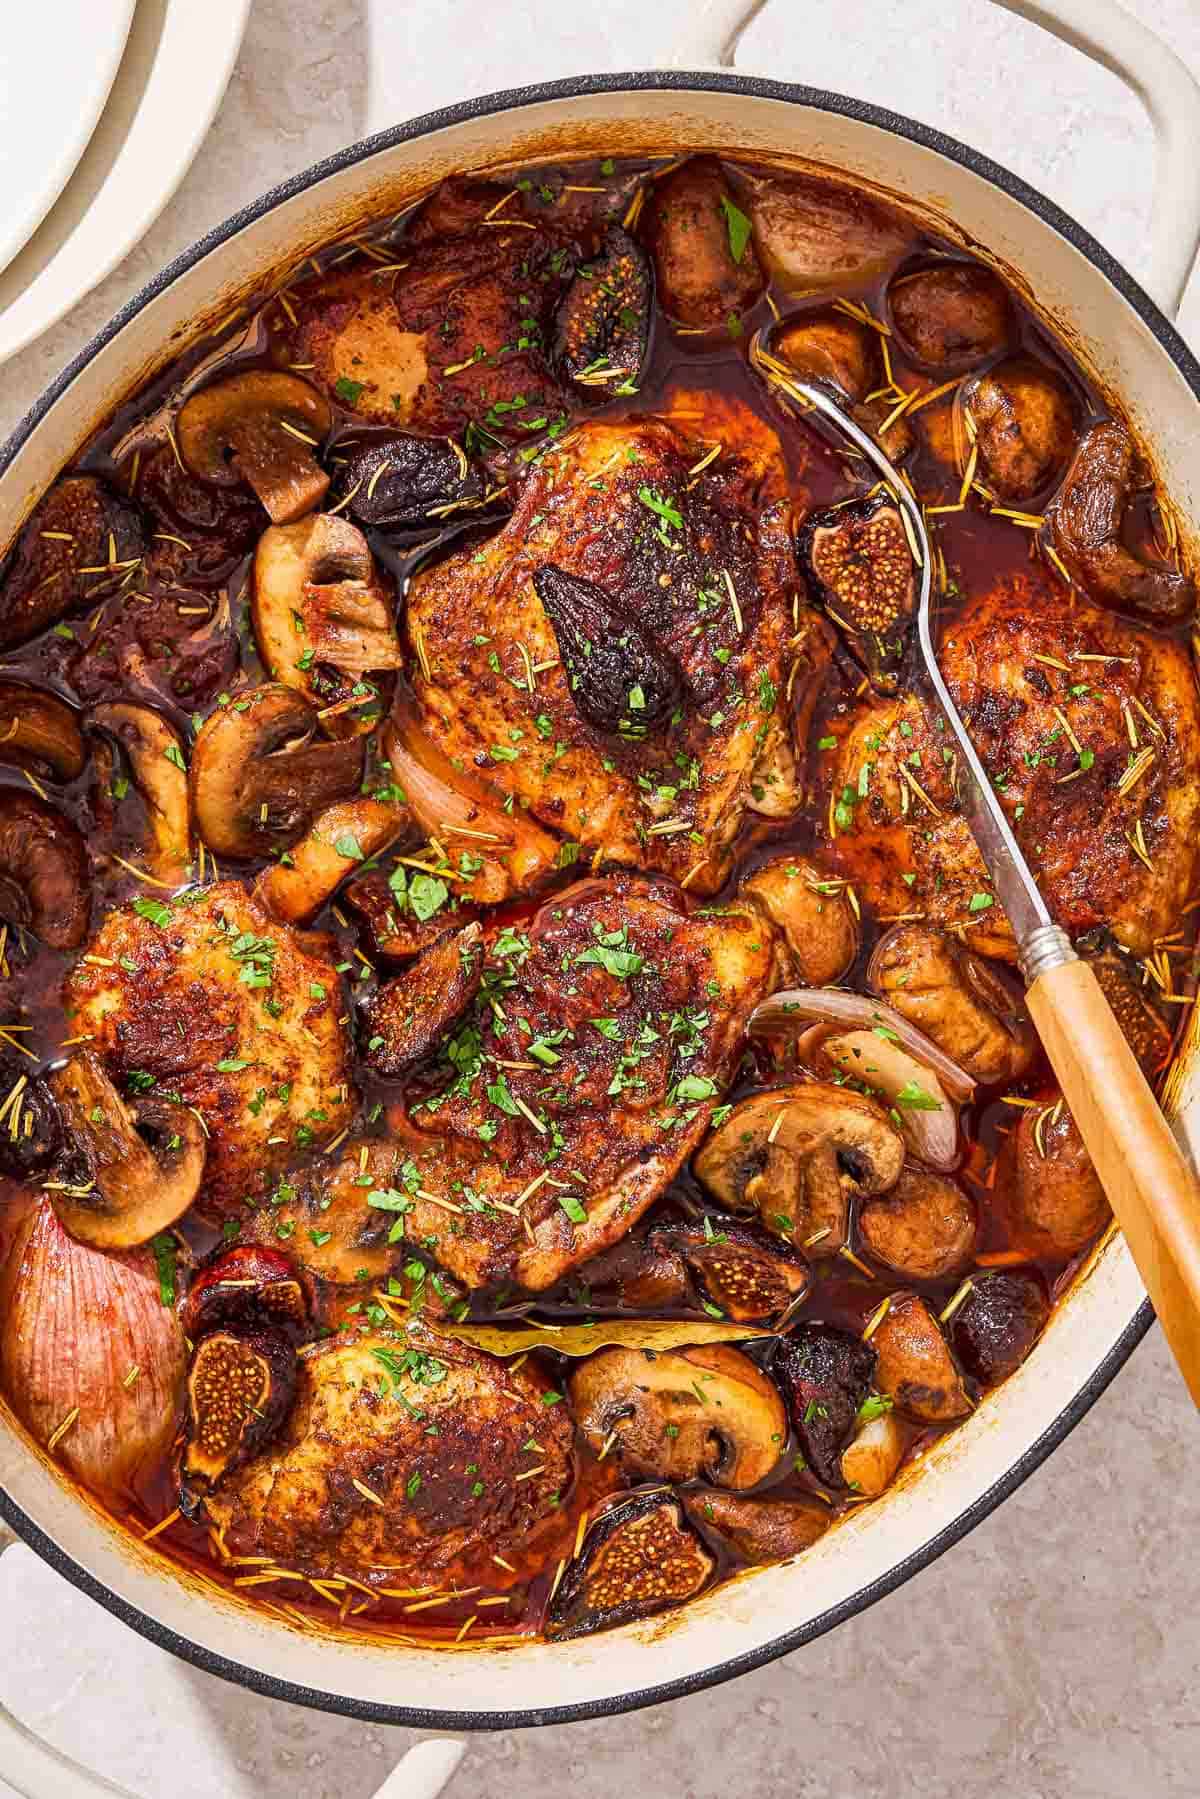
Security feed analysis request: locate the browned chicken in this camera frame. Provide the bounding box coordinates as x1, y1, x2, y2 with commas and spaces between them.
63, 882, 356, 1222
205, 1328, 575, 1585
819, 569, 1200, 957
404, 410, 820, 895
334, 875, 774, 1292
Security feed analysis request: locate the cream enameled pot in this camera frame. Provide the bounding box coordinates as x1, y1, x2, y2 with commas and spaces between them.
1, 1, 1199, 1790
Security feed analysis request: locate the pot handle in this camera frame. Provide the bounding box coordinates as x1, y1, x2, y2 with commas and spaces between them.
668, 0, 1200, 319
0, 1532, 466, 1799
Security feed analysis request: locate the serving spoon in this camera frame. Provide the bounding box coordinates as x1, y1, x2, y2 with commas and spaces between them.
763, 357, 1200, 1406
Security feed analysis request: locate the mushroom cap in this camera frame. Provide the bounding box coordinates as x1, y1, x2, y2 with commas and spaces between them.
772, 308, 878, 403
962, 355, 1077, 503
1048, 420, 1194, 622
0, 683, 85, 779
189, 683, 365, 859
741, 855, 859, 988
48, 1050, 206, 1249
858, 1165, 977, 1281
684, 1489, 830, 1564
0, 789, 90, 949
89, 701, 192, 881
868, 923, 1035, 1086
871, 1293, 971, 1423
888, 262, 1012, 371
570, 1342, 787, 1489
177, 371, 332, 525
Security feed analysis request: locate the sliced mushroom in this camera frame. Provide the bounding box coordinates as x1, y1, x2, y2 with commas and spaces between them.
180, 1326, 298, 1498
556, 226, 652, 393
961, 356, 1077, 502
859, 1167, 976, 1281
0, 790, 89, 949
998, 1093, 1109, 1257
867, 923, 1036, 1086
183, 1244, 308, 1341
189, 684, 365, 859
252, 512, 402, 702
0, 684, 85, 779
799, 494, 914, 693
775, 1324, 876, 1487
818, 1031, 960, 1173
0, 475, 144, 650
1084, 937, 1172, 1077
48, 1050, 206, 1248
694, 1083, 905, 1257
570, 1343, 787, 1489
360, 921, 484, 1074
773, 308, 878, 402
841, 1402, 905, 1497
888, 263, 1012, 371
746, 172, 912, 291
545, 1492, 714, 1640
254, 795, 408, 924
533, 564, 684, 735
644, 157, 764, 328
870, 1293, 970, 1422
1048, 420, 1194, 621
648, 1216, 810, 1324
328, 433, 484, 528
89, 702, 191, 882
950, 1269, 1050, 1385
176, 371, 332, 524
683, 1490, 830, 1564
741, 856, 858, 988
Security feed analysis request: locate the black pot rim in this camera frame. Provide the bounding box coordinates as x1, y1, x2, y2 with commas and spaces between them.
0, 67, 1177, 1734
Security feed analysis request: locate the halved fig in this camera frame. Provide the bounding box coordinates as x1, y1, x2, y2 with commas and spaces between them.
747, 172, 912, 292
328, 433, 484, 528
0, 475, 144, 649
254, 794, 409, 924
182, 1244, 308, 1341
888, 263, 1012, 372
868, 923, 1036, 1086
858, 1166, 976, 1281
533, 564, 683, 735
1084, 937, 1172, 1077
694, 1083, 904, 1257
556, 226, 651, 392
950, 1269, 1050, 1385
361, 921, 484, 1074
997, 1095, 1109, 1257
545, 1491, 714, 1640
870, 1294, 970, 1422
181, 1326, 297, 1495
252, 512, 402, 702
344, 868, 479, 960
841, 1402, 905, 1497
772, 308, 877, 402
741, 855, 858, 988
48, 1050, 206, 1248
643, 157, 763, 328
962, 356, 1076, 502
176, 371, 332, 524
684, 1490, 829, 1564
89, 701, 191, 882
0, 684, 85, 779
1048, 420, 1194, 621
775, 1324, 876, 1487
189, 684, 365, 859
799, 495, 914, 692
570, 1343, 787, 1489
649, 1216, 810, 1324
0, 790, 90, 949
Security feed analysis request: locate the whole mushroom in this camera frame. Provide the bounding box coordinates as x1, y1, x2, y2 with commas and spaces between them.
961, 356, 1077, 502
868, 923, 1036, 1086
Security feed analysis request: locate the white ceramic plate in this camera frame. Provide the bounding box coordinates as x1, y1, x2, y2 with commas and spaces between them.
0, 0, 251, 365
0, 0, 135, 282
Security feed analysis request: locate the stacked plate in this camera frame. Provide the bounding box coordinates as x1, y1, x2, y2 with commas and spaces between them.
0, 0, 251, 364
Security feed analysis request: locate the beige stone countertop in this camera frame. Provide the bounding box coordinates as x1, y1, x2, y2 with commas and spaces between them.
0, 1, 1198, 1793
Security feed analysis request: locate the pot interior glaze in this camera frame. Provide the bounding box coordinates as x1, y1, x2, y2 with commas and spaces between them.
0, 75, 1194, 1727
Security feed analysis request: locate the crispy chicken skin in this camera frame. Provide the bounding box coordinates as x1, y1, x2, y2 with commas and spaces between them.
349, 876, 775, 1292
406, 412, 814, 894
63, 882, 356, 1223
279, 227, 569, 436
205, 1329, 575, 1585
819, 570, 1200, 957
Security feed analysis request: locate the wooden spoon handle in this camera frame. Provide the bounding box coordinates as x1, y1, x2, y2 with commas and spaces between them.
1026, 958, 1200, 1407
